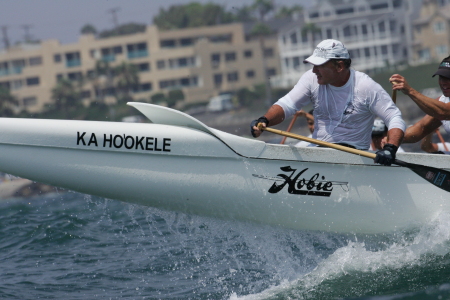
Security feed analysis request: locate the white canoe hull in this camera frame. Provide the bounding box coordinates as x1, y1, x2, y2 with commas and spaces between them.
1, 103, 450, 233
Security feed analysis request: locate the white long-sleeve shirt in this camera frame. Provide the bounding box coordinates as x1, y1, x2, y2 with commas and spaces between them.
275, 69, 405, 150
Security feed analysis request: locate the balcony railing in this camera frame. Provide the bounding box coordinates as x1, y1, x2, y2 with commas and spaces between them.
127, 50, 148, 59
66, 59, 81, 68
0, 67, 23, 77
102, 55, 115, 62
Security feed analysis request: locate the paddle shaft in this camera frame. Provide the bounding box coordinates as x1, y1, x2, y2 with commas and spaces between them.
263, 127, 376, 159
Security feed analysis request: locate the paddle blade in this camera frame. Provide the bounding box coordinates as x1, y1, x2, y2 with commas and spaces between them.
395, 159, 450, 192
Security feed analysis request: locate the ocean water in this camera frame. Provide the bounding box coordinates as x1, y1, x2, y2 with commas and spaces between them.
1, 192, 450, 299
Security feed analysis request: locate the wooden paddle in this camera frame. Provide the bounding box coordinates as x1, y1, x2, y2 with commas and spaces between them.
260, 125, 450, 193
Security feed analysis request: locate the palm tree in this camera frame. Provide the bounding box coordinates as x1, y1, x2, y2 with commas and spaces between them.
90, 60, 113, 104
250, 0, 275, 108
0, 86, 18, 116
302, 23, 321, 53
51, 79, 81, 119
114, 61, 139, 103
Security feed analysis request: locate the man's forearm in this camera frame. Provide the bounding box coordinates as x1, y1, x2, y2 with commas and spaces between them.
264, 105, 286, 126
386, 128, 404, 147
406, 89, 450, 120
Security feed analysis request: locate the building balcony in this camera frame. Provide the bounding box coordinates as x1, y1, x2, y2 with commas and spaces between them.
102, 55, 115, 62
66, 59, 81, 68
127, 50, 148, 59
0, 67, 23, 77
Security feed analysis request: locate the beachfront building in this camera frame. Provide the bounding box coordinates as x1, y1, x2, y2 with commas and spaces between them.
272, 0, 421, 88
412, 0, 450, 64
0, 23, 282, 113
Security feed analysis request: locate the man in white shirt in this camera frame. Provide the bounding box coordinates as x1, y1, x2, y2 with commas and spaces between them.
251, 39, 405, 166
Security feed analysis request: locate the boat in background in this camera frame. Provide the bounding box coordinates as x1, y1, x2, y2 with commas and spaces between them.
0, 102, 449, 234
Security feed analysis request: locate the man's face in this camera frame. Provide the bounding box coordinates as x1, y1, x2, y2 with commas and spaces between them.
439, 75, 450, 97
312, 60, 340, 85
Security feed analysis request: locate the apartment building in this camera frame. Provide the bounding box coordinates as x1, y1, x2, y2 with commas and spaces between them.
0, 23, 281, 113
412, 0, 450, 63
272, 0, 421, 88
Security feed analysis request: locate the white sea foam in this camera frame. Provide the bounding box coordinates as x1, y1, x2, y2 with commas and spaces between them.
229, 211, 450, 300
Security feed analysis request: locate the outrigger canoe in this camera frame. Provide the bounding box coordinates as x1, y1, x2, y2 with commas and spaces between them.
1, 102, 450, 234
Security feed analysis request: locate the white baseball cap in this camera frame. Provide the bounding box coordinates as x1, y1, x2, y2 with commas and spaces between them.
303, 39, 350, 66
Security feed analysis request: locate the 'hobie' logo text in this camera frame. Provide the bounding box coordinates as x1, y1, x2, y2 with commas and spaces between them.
268, 166, 333, 196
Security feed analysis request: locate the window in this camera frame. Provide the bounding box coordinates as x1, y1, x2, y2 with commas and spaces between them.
26, 77, 40, 86
65, 52, 81, 67
211, 53, 220, 67
290, 32, 298, 44
11, 79, 23, 90
137, 62, 150, 72
264, 48, 274, 58
209, 34, 232, 43
266, 68, 276, 76
371, 3, 388, 10
180, 38, 193, 46
29, 56, 42, 66
418, 49, 430, 60
113, 46, 122, 54
436, 45, 448, 56
160, 39, 176, 48
362, 24, 368, 35
434, 21, 446, 34
336, 7, 354, 14
227, 71, 238, 82
381, 45, 388, 55
23, 96, 37, 107
54, 54, 62, 63
140, 83, 152, 92
343, 26, 352, 37
246, 70, 255, 78
56, 74, 64, 81
127, 42, 148, 59
364, 47, 371, 57
244, 50, 252, 58
214, 73, 223, 85
68, 72, 82, 81
378, 21, 386, 33
157, 60, 165, 69
389, 20, 397, 33
133, 82, 152, 93
293, 57, 300, 69
326, 29, 333, 39
225, 52, 236, 62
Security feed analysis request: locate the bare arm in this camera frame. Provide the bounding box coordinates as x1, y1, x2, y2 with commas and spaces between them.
420, 132, 439, 153
251, 105, 285, 137
386, 128, 403, 147
403, 114, 442, 143
390, 74, 450, 120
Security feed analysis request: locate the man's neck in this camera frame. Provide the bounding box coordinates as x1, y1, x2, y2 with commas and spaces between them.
331, 69, 351, 87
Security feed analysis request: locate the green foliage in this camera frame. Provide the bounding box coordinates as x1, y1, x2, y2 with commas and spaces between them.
167, 89, 185, 108
50, 79, 83, 119
151, 93, 166, 104
114, 62, 139, 102
236, 87, 259, 107
81, 24, 97, 35
276, 5, 303, 18
250, 22, 273, 37
0, 86, 18, 117
98, 23, 146, 38
154, 2, 234, 30
252, 0, 274, 20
